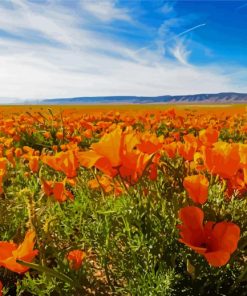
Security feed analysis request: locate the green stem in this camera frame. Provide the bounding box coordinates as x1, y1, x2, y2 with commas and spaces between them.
91, 169, 105, 199
17, 260, 81, 290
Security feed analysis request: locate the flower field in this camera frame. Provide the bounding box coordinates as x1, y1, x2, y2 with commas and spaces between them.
0, 104, 246, 295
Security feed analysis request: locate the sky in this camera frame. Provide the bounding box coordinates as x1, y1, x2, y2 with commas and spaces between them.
0, 0, 247, 102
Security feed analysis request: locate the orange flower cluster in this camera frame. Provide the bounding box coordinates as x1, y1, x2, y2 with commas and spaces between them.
0, 104, 245, 277
174, 129, 247, 199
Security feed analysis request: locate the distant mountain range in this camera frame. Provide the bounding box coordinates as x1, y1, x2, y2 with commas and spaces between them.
40, 92, 247, 104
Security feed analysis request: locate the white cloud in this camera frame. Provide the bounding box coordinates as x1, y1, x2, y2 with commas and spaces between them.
0, 37, 243, 101
0, 0, 246, 103
160, 3, 174, 15
80, 0, 130, 22
171, 40, 191, 65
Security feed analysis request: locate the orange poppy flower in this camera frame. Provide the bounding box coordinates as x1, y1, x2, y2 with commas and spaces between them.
119, 151, 151, 184
23, 146, 35, 155
0, 158, 8, 194
42, 179, 74, 202
137, 134, 163, 154
78, 127, 148, 181
80, 120, 94, 131
42, 150, 79, 178
149, 163, 158, 181
78, 127, 123, 173
76, 150, 101, 168
88, 175, 112, 193
91, 127, 123, 168
43, 131, 51, 139
15, 148, 23, 158
226, 169, 247, 198
67, 250, 85, 270
59, 151, 79, 178
199, 128, 219, 146
88, 178, 100, 189
171, 132, 180, 141
56, 131, 63, 140
183, 134, 199, 145
29, 156, 39, 173
183, 174, 209, 204
53, 181, 74, 202
84, 129, 92, 139
203, 142, 240, 179
163, 142, 177, 158
60, 144, 67, 151
239, 144, 247, 183
5, 148, 15, 166
52, 145, 58, 152
42, 179, 53, 196
92, 156, 117, 177
178, 206, 240, 267
0, 158, 7, 171
89, 175, 123, 195
0, 230, 38, 273
177, 142, 197, 161
166, 108, 176, 119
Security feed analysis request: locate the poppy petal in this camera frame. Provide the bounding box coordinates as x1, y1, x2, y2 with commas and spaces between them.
211, 222, 240, 254
204, 251, 230, 267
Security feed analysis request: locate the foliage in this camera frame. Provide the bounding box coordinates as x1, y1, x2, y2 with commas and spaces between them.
0, 105, 246, 295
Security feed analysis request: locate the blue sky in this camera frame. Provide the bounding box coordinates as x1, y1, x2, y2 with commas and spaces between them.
0, 0, 247, 101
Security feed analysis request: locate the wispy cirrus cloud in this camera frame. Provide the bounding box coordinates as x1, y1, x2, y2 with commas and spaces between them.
80, 0, 131, 22
170, 41, 191, 65
0, 0, 246, 102
160, 2, 174, 15
168, 23, 206, 65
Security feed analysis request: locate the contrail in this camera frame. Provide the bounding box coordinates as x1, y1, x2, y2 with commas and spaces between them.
134, 23, 206, 55
236, 3, 247, 10
173, 23, 206, 40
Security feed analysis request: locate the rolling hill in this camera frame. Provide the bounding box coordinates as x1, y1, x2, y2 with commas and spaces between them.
40, 92, 247, 104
